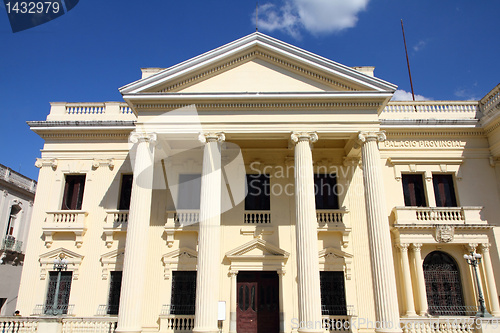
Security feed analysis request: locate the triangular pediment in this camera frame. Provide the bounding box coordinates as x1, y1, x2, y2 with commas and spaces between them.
162, 247, 198, 262
39, 247, 83, 263
100, 248, 125, 264
319, 247, 353, 260
120, 33, 396, 96
226, 238, 289, 259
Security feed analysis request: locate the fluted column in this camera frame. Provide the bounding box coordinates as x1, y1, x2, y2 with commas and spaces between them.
480, 244, 500, 316
291, 132, 323, 333
278, 269, 286, 333
229, 270, 238, 333
193, 132, 224, 333
411, 244, 428, 316
358, 131, 401, 333
116, 132, 157, 333
397, 244, 416, 317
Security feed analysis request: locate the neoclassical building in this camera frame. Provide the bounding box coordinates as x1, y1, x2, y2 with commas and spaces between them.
6, 33, 500, 333
0, 164, 36, 316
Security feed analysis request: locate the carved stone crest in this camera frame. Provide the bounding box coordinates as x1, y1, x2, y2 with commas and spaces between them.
435, 225, 455, 243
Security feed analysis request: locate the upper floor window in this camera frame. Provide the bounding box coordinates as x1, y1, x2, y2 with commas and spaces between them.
245, 174, 270, 210
118, 174, 133, 210
433, 174, 457, 207
177, 174, 202, 210
402, 174, 427, 207
62, 175, 86, 210
107, 271, 122, 315
314, 174, 339, 210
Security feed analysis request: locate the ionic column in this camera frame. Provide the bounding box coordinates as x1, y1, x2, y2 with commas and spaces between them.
397, 244, 416, 317
358, 131, 401, 333
291, 132, 323, 333
229, 271, 238, 333
193, 133, 225, 333
278, 269, 286, 333
411, 243, 428, 316
116, 132, 157, 333
480, 244, 500, 316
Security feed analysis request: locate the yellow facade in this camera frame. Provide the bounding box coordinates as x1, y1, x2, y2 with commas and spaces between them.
8, 33, 500, 333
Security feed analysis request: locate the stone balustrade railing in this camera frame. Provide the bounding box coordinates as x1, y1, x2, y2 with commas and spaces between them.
317, 209, 349, 225
166, 210, 200, 226
105, 210, 129, 225
0, 164, 37, 193
159, 305, 195, 332
244, 211, 271, 224
481, 84, 500, 117
61, 317, 118, 333
392, 207, 485, 225
399, 317, 487, 333
45, 210, 88, 225
0, 318, 38, 333
381, 101, 479, 120
46, 102, 136, 121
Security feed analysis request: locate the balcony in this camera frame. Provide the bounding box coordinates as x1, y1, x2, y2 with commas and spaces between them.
317, 209, 351, 248
103, 210, 129, 248
43, 211, 88, 248
392, 207, 486, 226
159, 305, 195, 332
244, 211, 271, 224
32, 304, 75, 316
1, 316, 117, 333
164, 210, 199, 248
1, 236, 23, 253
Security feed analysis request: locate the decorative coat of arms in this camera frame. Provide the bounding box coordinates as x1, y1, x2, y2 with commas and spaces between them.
435, 225, 455, 243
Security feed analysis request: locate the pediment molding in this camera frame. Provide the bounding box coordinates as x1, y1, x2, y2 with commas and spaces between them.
120, 33, 396, 96
39, 247, 84, 280
226, 238, 289, 260
319, 247, 353, 280
100, 248, 125, 280
161, 247, 198, 280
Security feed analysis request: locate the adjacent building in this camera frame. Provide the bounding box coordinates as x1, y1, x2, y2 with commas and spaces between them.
7, 33, 500, 333
0, 164, 36, 316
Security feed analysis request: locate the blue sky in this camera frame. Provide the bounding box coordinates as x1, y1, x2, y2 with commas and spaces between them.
0, 0, 499, 180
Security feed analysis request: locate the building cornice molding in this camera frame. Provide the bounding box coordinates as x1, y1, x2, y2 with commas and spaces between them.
384, 129, 485, 137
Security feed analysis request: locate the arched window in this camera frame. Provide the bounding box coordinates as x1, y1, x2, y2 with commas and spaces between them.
423, 251, 465, 316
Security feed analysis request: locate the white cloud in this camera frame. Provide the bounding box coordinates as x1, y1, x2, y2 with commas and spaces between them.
413, 40, 427, 52
255, 0, 370, 38
391, 89, 430, 101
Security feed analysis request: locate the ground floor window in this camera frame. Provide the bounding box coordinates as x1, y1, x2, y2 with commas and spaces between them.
44, 271, 72, 315
424, 251, 465, 316
320, 271, 347, 315
170, 271, 196, 315
107, 271, 122, 315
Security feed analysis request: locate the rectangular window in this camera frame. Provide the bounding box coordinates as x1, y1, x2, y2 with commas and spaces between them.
107, 271, 122, 315
44, 271, 72, 315
433, 174, 457, 207
177, 174, 202, 210
320, 271, 347, 315
170, 271, 196, 315
314, 174, 339, 210
61, 175, 86, 210
118, 175, 133, 210
245, 174, 270, 210
402, 174, 427, 207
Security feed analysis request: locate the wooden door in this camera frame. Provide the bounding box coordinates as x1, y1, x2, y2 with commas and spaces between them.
237, 272, 279, 333
237, 282, 258, 333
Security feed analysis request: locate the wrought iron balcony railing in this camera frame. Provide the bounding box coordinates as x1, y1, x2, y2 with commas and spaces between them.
33, 304, 75, 316
160, 304, 196, 316
321, 304, 355, 316
96, 304, 119, 316
428, 305, 479, 317
1, 236, 23, 253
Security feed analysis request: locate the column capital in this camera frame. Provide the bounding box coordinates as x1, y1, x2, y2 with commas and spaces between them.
465, 243, 478, 253
129, 132, 157, 145
397, 243, 410, 252
228, 270, 238, 277
480, 243, 491, 253
198, 132, 225, 143
358, 131, 386, 145
411, 243, 422, 252
290, 132, 318, 144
